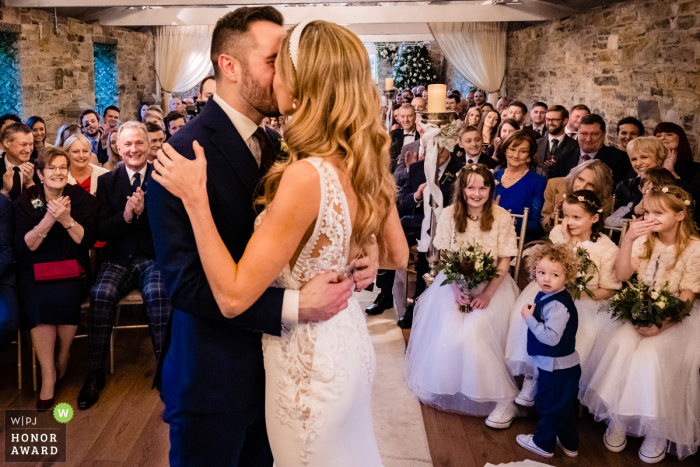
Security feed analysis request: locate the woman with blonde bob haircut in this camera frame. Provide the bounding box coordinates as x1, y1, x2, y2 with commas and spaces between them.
152, 18, 408, 467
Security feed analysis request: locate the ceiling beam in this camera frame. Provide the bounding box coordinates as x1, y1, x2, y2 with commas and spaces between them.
80, 2, 577, 26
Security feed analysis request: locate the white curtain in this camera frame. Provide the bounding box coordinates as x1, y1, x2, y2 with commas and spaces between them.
428, 22, 507, 104
154, 25, 213, 110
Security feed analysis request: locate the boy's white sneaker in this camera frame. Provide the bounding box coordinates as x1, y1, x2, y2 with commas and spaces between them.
557, 437, 578, 457
603, 422, 627, 452
515, 375, 537, 407
516, 434, 554, 458
638, 436, 667, 464
485, 401, 519, 429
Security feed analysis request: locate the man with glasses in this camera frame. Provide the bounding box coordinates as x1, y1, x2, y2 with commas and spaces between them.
0, 123, 40, 201
77, 121, 171, 411
535, 105, 579, 179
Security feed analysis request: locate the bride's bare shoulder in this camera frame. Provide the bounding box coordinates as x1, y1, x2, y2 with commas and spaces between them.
275, 159, 322, 201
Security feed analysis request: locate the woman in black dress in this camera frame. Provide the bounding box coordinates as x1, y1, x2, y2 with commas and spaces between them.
14, 148, 100, 410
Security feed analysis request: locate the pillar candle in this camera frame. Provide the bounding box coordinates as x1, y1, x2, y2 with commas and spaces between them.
427, 84, 446, 113
385, 78, 394, 90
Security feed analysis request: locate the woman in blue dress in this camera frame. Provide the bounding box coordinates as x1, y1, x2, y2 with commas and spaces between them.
494, 131, 546, 243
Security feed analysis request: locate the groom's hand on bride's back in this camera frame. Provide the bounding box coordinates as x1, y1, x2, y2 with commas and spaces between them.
298, 272, 354, 322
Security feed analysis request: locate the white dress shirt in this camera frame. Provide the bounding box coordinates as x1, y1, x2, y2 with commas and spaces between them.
5, 155, 24, 186
213, 93, 299, 327
464, 153, 481, 165
578, 148, 599, 165
547, 133, 566, 153
125, 164, 148, 190
213, 94, 263, 168
403, 129, 417, 147
565, 126, 578, 140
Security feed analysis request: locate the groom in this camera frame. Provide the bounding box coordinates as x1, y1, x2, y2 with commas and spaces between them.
148, 8, 378, 467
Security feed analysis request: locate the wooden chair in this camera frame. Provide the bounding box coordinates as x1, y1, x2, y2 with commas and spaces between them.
509, 208, 529, 284
10, 329, 23, 390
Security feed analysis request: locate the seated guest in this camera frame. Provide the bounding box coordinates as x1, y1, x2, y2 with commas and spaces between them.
169, 98, 185, 115
478, 109, 500, 152
481, 102, 495, 113
54, 123, 82, 149
0, 114, 22, 157
524, 102, 547, 138
98, 106, 120, 163
551, 114, 632, 187
456, 125, 498, 169
535, 105, 579, 178
104, 129, 121, 172
464, 90, 476, 110
446, 94, 460, 112
136, 102, 150, 123
653, 122, 700, 186
474, 89, 487, 108
395, 92, 403, 106
507, 101, 528, 128
465, 107, 482, 127
26, 116, 53, 161
541, 159, 613, 232
616, 116, 644, 152
402, 90, 413, 105
395, 123, 426, 192
143, 110, 165, 131
1, 123, 41, 201
457, 100, 469, 121
606, 167, 678, 228
64, 135, 109, 195
78, 122, 171, 410
494, 131, 546, 243
411, 96, 427, 112
564, 104, 590, 140
491, 119, 520, 165
146, 122, 165, 163
389, 140, 466, 328
165, 111, 186, 141
14, 148, 101, 410
0, 193, 18, 353
80, 110, 106, 162
390, 104, 419, 172
497, 97, 511, 115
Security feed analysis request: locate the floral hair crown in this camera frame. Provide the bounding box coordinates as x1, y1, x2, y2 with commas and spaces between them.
562, 193, 603, 213
648, 186, 692, 206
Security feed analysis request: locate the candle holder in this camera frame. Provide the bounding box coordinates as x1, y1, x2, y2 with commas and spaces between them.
416, 110, 457, 288
383, 88, 397, 105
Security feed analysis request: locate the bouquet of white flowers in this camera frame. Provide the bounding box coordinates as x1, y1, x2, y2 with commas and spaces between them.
437, 243, 500, 313
602, 279, 692, 328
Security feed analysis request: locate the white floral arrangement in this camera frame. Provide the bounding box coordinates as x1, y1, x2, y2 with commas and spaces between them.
433, 119, 463, 153
601, 279, 692, 328
31, 197, 45, 211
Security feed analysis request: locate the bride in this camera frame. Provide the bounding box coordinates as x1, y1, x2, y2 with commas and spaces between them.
153, 20, 408, 467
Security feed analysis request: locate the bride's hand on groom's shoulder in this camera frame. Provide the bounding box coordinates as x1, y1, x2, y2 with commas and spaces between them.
298, 272, 354, 323
152, 141, 209, 208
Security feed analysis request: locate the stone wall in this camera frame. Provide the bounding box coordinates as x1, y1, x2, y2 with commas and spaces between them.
505, 0, 700, 157
0, 6, 156, 141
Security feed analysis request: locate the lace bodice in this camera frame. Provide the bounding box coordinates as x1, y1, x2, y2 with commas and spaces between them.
631, 235, 700, 294
255, 157, 352, 290
433, 204, 519, 259
549, 225, 622, 291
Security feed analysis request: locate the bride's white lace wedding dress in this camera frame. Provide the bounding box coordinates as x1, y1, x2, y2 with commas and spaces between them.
258, 157, 384, 467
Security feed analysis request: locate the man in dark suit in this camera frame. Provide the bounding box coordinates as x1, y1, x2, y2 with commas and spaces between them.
0, 114, 22, 158
0, 123, 40, 201
454, 126, 498, 169
524, 102, 548, 139
0, 193, 18, 353
389, 103, 420, 172
551, 114, 632, 187
535, 105, 579, 178
146, 8, 367, 467
77, 121, 171, 411
394, 149, 465, 328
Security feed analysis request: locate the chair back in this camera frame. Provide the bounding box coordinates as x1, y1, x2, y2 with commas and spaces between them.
510, 207, 529, 283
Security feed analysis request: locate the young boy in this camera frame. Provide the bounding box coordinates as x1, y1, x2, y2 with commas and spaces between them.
517, 243, 580, 458
457, 125, 497, 169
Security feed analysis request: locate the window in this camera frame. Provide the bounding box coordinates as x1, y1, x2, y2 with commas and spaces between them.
93, 43, 118, 116
0, 32, 22, 118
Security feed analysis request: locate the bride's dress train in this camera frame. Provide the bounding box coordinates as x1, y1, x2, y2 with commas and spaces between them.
259, 157, 384, 467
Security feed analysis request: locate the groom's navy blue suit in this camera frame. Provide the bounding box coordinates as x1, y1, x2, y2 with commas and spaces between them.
148, 97, 284, 467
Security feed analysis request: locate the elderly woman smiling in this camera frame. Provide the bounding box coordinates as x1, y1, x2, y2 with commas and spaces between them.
64, 135, 109, 195
13, 148, 100, 410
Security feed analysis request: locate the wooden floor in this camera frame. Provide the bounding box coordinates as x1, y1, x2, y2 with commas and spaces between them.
1, 320, 698, 466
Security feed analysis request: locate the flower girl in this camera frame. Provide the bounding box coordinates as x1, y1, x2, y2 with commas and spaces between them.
580, 186, 700, 463
405, 164, 521, 427
505, 190, 622, 407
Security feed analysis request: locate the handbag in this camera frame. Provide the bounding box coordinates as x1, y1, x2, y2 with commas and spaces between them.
34, 259, 86, 282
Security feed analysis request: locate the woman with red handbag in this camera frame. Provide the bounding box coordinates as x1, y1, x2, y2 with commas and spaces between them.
13, 147, 101, 410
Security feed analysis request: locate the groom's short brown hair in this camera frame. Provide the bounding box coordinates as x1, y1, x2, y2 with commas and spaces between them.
210, 7, 284, 79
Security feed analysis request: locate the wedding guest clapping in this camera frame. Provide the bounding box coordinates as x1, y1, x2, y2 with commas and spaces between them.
64, 135, 108, 195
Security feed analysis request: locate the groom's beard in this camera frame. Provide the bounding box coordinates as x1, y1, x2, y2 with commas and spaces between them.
241, 67, 280, 118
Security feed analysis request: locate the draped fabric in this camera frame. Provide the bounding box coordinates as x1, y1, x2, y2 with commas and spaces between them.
154, 25, 213, 109
428, 22, 508, 104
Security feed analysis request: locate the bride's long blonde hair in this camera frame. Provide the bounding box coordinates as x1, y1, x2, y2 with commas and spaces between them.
259, 20, 394, 253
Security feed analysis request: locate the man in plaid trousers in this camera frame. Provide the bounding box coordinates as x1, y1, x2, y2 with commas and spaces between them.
77, 121, 171, 410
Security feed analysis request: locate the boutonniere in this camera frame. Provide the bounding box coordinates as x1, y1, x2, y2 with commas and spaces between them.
31, 197, 45, 211
442, 171, 455, 183
279, 138, 290, 160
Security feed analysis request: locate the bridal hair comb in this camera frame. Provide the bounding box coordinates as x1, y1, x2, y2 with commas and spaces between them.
289, 19, 317, 71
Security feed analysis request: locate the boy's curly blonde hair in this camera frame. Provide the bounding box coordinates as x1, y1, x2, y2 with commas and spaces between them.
528, 243, 579, 285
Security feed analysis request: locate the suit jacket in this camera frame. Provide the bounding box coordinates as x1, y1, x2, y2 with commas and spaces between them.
525, 124, 547, 139
394, 140, 420, 190
147, 98, 285, 414
0, 155, 41, 200
390, 128, 420, 172
452, 147, 498, 169
0, 194, 15, 287
95, 164, 155, 265
535, 135, 579, 178
551, 144, 632, 187
397, 155, 466, 217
